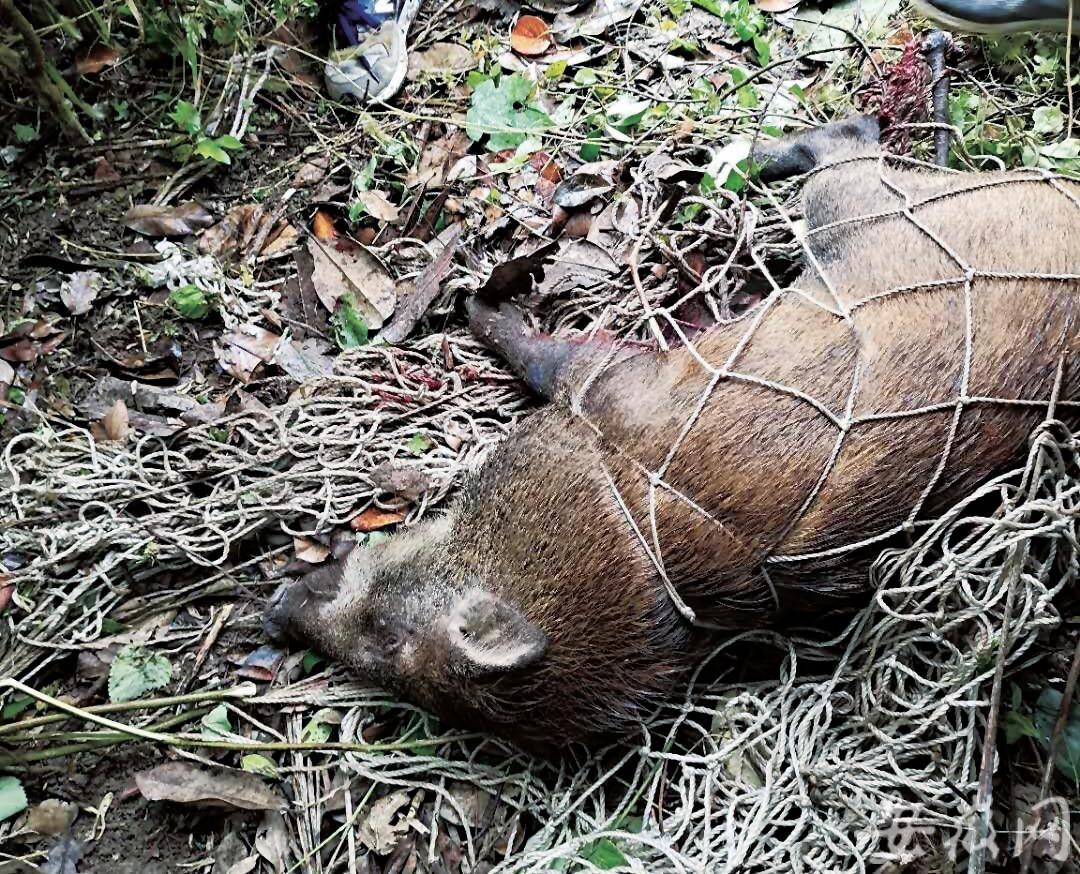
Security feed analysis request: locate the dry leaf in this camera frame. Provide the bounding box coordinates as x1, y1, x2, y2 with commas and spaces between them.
756, 0, 801, 10
406, 131, 471, 189
124, 202, 215, 237
60, 271, 101, 316
75, 44, 120, 75
293, 537, 330, 564
313, 210, 337, 240
535, 239, 620, 297
350, 507, 406, 532
218, 324, 281, 383
255, 811, 289, 874
369, 462, 432, 500
291, 154, 331, 187
273, 338, 335, 381
94, 157, 120, 182
355, 190, 400, 223
511, 15, 552, 56
91, 399, 130, 443
305, 238, 395, 329
136, 762, 284, 811
27, 799, 77, 836
199, 204, 297, 260
0, 358, 13, 387
358, 790, 412, 855
551, 0, 640, 39
407, 42, 477, 78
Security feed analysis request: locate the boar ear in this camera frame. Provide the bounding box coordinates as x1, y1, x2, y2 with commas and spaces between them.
446, 589, 547, 672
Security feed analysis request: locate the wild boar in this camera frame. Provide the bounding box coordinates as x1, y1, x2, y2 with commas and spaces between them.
265, 116, 1080, 746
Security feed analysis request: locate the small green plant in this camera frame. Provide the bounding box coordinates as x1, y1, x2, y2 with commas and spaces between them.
169, 99, 244, 164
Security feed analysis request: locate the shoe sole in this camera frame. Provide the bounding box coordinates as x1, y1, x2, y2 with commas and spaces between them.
324, 0, 422, 102
912, 0, 1079, 32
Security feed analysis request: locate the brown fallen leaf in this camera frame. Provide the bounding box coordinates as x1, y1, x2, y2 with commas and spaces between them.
313, 209, 337, 241
358, 790, 413, 855
511, 15, 553, 56
91, 399, 130, 443
406, 131, 471, 189
369, 462, 431, 501
199, 204, 298, 260
94, 156, 121, 182
75, 44, 120, 75
535, 239, 620, 297
218, 324, 281, 383
125, 202, 215, 237
351, 507, 406, 532
255, 811, 289, 874
477, 239, 559, 302
0, 358, 13, 388
305, 237, 395, 329
354, 190, 400, 223
135, 762, 284, 811
291, 153, 331, 187
27, 799, 77, 836
60, 271, 101, 316
293, 536, 330, 564
380, 225, 462, 344
407, 42, 477, 79
273, 337, 335, 381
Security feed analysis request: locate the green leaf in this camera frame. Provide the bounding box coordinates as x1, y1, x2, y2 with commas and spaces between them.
301, 650, 325, 675
753, 35, 771, 67
101, 617, 128, 634
574, 68, 599, 86
1034, 105, 1065, 136
407, 433, 433, 456
241, 753, 278, 778
208, 427, 229, 443
214, 135, 245, 151
1034, 687, 1080, 784
302, 711, 336, 743
13, 123, 37, 144
169, 99, 202, 136
581, 838, 628, 870
545, 60, 568, 80
1004, 708, 1039, 745
0, 776, 27, 822
169, 284, 209, 319
201, 704, 232, 738
606, 96, 651, 132
1, 695, 33, 721
194, 138, 232, 164
332, 295, 369, 349
108, 644, 172, 703
728, 66, 759, 109
465, 75, 553, 151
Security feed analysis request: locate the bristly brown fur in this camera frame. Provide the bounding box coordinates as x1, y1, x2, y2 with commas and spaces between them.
266, 119, 1080, 747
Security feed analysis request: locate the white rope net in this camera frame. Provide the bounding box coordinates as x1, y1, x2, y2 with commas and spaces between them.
3, 151, 1079, 872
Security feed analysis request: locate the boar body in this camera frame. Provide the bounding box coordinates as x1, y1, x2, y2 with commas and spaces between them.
267, 118, 1080, 745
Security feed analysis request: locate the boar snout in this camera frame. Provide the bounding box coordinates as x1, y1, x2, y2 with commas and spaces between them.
262, 560, 345, 645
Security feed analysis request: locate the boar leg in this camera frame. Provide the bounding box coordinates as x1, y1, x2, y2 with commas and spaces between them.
753, 115, 881, 182
466, 296, 633, 401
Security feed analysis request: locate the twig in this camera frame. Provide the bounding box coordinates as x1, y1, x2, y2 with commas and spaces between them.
176, 603, 234, 693
968, 541, 1026, 874
1018, 635, 1080, 874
